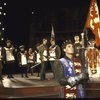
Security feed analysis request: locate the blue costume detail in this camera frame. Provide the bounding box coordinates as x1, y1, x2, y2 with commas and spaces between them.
59, 58, 85, 98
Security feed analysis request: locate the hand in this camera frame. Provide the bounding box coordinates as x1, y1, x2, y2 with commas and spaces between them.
79, 73, 88, 80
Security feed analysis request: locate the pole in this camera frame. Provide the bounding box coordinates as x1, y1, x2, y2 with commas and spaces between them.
81, 32, 88, 97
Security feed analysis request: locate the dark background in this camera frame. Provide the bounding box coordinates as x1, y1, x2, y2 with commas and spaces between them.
2, 0, 99, 50
1, 0, 100, 74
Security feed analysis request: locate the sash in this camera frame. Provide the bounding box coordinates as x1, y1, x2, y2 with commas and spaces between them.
59, 58, 84, 98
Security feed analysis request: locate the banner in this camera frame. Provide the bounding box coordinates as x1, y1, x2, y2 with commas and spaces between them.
84, 0, 100, 47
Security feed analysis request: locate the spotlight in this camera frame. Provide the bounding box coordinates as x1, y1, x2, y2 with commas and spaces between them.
0, 7, 2, 9
2, 28, 5, 30
32, 12, 34, 14
4, 3, 6, 5
0, 22, 1, 25
3, 13, 6, 15
0, 12, 2, 15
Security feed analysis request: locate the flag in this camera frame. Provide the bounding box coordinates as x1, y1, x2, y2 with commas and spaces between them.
84, 0, 100, 47
51, 25, 55, 40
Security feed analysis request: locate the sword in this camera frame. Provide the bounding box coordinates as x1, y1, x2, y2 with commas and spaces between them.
30, 63, 41, 69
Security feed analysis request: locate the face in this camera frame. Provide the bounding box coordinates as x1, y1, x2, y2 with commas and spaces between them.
74, 36, 79, 41
43, 39, 47, 45
90, 40, 95, 46
36, 46, 40, 50
7, 42, 11, 47
20, 48, 24, 51
51, 40, 55, 45
64, 44, 74, 54
29, 48, 33, 52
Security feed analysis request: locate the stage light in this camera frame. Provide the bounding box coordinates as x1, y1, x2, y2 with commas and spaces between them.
2, 28, 5, 30
0, 7, 2, 9
32, 12, 34, 14
0, 12, 2, 15
3, 13, 6, 15
0, 22, 1, 25
4, 3, 6, 5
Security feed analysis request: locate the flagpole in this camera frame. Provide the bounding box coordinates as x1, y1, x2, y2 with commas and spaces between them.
51, 24, 55, 41
83, 0, 92, 33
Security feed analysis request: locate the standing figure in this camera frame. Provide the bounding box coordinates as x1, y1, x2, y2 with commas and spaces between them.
98, 50, 100, 68
39, 38, 49, 80
27, 47, 34, 76
34, 43, 41, 77
49, 39, 61, 78
74, 35, 82, 59
4, 40, 15, 78
54, 41, 87, 98
97, 50, 100, 71
0, 45, 4, 80
17, 45, 28, 78
85, 39, 99, 77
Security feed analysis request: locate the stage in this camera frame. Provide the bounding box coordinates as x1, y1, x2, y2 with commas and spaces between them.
1, 72, 100, 98
0, 72, 60, 99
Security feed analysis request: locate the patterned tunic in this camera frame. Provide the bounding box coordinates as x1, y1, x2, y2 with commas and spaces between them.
54, 57, 85, 98
86, 47, 99, 74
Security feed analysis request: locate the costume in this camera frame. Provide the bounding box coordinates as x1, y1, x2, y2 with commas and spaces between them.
98, 51, 100, 67
39, 44, 49, 80
33, 50, 41, 77
74, 42, 82, 59
4, 44, 15, 78
27, 51, 35, 75
17, 49, 28, 78
54, 56, 87, 98
0, 46, 4, 80
86, 46, 99, 76
49, 44, 61, 78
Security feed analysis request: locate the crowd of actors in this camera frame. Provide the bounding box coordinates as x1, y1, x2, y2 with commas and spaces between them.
0, 38, 61, 80
0, 33, 100, 98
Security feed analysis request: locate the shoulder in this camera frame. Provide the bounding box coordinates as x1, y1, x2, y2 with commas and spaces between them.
56, 45, 60, 48
59, 58, 69, 65
54, 58, 63, 64
4, 47, 6, 49
54, 59, 64, 69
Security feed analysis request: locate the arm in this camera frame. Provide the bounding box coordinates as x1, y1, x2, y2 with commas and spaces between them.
17, 52, 21, 65
55, 45, 61, 59
54, 59, 87, 87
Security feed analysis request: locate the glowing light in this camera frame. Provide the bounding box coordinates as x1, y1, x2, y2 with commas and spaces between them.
2, 28, 5, 30
0, 22, 1, 25
32, 12, 34, 14
3, 13, 6, 15
0, 7, 2, 9
4, 3, 6, 5
0, 12, 2, 15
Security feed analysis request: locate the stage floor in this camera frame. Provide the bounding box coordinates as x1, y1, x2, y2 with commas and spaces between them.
1, 72, 100, 88
0, 72, 59, 88
0, 72, 60, 98
1, 72, 100, 98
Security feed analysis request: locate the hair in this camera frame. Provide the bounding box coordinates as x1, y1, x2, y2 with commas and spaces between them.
6, 40, 12, 43
62, 40, 73, 49
50, 39, 55, 42
43, 38, 47, 42
19, 45, 24, 49
90, 38, 95, 42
